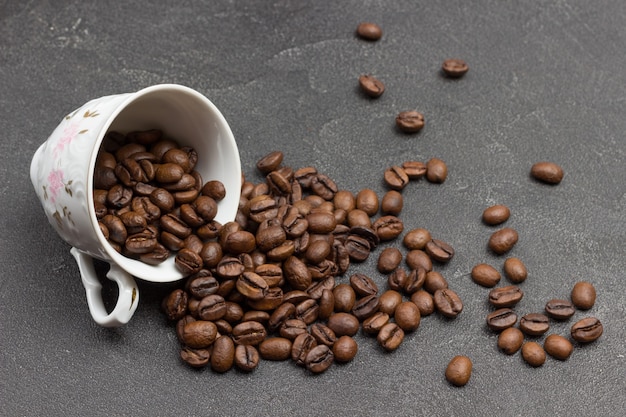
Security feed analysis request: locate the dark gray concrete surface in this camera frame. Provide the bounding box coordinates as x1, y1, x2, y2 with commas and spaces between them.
1, 1, 625, 416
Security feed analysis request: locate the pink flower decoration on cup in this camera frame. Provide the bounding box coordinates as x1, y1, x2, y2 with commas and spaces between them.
47, 169, 65, 203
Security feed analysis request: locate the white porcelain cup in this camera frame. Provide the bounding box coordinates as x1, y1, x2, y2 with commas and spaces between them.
30, 84, 241, 327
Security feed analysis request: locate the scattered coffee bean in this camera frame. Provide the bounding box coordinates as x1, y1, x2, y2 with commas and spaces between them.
433, 288, 463, 318
519, 313, 550, 336
486, 308, 518, 332
259, 337, 293, 361
425, 238, 454, 262
530, 161, 564, 185
445, 355, 472, 386
410, 290, 435, 316
488, 285, 524, 308
305, 344, 334, 373
377, 322, 405, 351
544, 299, 576, 321
482, 204, 510, 225
396, 111, 425, 133
356, 22, 382, 41
403, 228, 431, 250
332, 335, 358, 363
394, 301, 421, 332
234, 344, 260, 372
503, 257, 528, 283
381, 190, 403, 215
471, 263, 501, 288
488, 227, 519, 255
571, 281, 596, 310
210, 335, 235, 373
521, 341, 546, 367
377, 247, 403, 274
359, 75, 385, 98
327, 312, 360, 337
571, 317, 603, 343
543, 335, 573, 361
441, 59, 469, 78
425, 158, 447, 183
497, 327, 524, 355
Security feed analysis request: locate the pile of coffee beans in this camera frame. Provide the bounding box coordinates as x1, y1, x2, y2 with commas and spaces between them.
473, 203, 602, 367
93, 129, 227, 274
161, 150, 464, 373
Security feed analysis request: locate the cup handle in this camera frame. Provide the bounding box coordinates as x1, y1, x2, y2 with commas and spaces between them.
70, 247, 139, 327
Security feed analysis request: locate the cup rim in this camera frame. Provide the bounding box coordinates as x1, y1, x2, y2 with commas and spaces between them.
86, 84, 240, 282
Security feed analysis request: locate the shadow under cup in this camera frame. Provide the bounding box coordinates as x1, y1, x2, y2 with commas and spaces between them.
88, 85, 241, 283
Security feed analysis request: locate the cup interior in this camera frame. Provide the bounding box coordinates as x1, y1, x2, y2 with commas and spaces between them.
88, 84, 241, 282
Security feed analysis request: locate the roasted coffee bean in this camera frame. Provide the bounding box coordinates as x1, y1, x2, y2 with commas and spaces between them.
282, 290, 310, 306
180, 347, 211, 368
394, 301, 421, 332
327, 312, 360, 337
362, 311, 390, 335
545, 299, 576, 320
445, 355, 472, 387
349, 225, 380, 250
225, 230, 256, 254
359, 74, 385, 98
377, 247, 403, 274
378, 290, 403, 316
124, 231, 157, 255
530, 161, 564, 185
295, 298, 319, 324
384, 166, 410, 191
396, 111, 425, 133
234, 344, 260, 372
255, 263, 283, 287
222, 301, 244, 323
519, 313, 550, 336
94, 167, 118, 190
162, 289, 188, 321
187, 270, 219, 300
404, 267, 427, 294
373, 215, 404, 241
201, 180, 226, 201
387, 268, 408, 292
101, 215, 127, 244
346, 209, 372, 228
486, 308, 518, 332
425, 239, 454, 262
425, 158, 447, 183
423, 271, 448, 294
345, 235, 371, 262
115, 143, 146, 162
150, 139, 178, 161
310, 323, 337, 347
332, 335, 358, 363
236, 271, 268, 300
283, 256, 312, 290
377, 323, 405, 352
277, 319, 307, 340
267, 170, 292, 195
352, 294, 380, 321
434, 289, 463, 318
119, 211, 147, 235
402, 161, 427, 180
139, 243, 170, 265
441, 59, 469, 78
471, 263, 501, 288
410, 290, 435, 316
503, 257, 528, 283
332, 190, 356, 212
482, 204, 510, 226
161, 213, 192, 239
406, 249, 433, 272
127, 129, 162, 145
107, 184, 133, 209
355, 189, 379, 216
197, 294, 227, 321
133, 181, 156, 197
333, 284, 356, 312
200, 241, 223, 269
256, 225, 287, 253
96, 151, 117, 169
544, 334, 573, 361
318, 289, 335, 320
232, 321, 267, 346
291, 333, 318, 366
242, 310, 270, 324
294, 166, 318, 189
571, 317, 603, 343
307, 211, 336, 234
267, 302, 296, 332
155, 163, 184, 184
256, 151, 283, 175
176, 315, 196, 343
259, 337, 292, 361
194, 195, 218, 222
571, 281, 596, 310
488, 285, 524, 308
305, 240, 332, 265
488, 228, 519, 255
175, 248, 203, 275
521, 342, 546, 367
381, 190, 403, 215
210, 335, 235, 373
403, 228, 431, 250
356, 22, 382, 41
349, 273, 378, 297
162, 228, 184, 251
181, 320, 218, 349
311, 174, 338, 200
148, 188, 175, 212
305, 344, 334, 374
497, 327, 524, 355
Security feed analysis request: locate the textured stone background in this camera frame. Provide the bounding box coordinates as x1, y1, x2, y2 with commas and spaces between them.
1, 1, 624, 416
